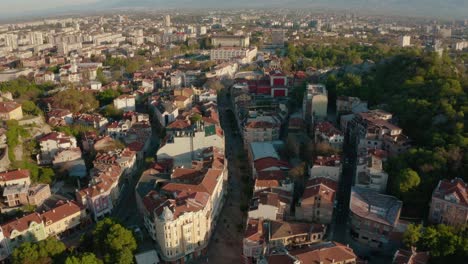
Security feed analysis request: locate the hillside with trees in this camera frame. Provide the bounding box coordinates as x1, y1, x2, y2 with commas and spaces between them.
325, 51, 467, 217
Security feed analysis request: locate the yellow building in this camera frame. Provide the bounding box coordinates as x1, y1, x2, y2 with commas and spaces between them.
0, 102, 23, 120
42, 201, 86, 237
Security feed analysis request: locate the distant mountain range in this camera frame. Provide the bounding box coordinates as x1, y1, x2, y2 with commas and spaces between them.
1, 0, 467, 20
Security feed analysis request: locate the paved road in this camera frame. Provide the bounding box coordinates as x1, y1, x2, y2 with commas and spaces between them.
197, 89, 246, 264
111, 116, 160, 228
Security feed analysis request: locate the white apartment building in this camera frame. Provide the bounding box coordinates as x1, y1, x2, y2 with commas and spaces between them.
211, 35, 250, 48
355, 149, 389, 193
37, 132, 78, 165
310, 155, 342, 182
303, 84, 328, 125
148, 167, 225, 262
210, 47, 257, 62
113, 95, 136, 111
400, 35, 411, 47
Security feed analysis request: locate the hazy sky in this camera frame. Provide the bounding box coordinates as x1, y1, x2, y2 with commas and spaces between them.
0, 0, 98, 15
0, 0, 466, 19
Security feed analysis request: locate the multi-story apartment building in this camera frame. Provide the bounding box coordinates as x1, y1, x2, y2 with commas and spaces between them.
254, 171, 293, 193
265, 241, 358, 263
310, 155, 342, 182
73, 113, 109, 132
296, 177, 337, 224
393, 248, 429, 264
210, 47, 257, 62
243, 218, 266, 262
42, 200, 85, 237
140, 163, 226, 263
157, 120, 224, 168
355, 149, 388, 193
0, 213, 47, 260
302, 84, 328, 125
0, 200, 86, 260
150, 100, 179, 127
243, 115, 281, 144
76, 165, 122, 221
348, 110, 411, 157
37, 132, 78, 165
242, 218, 326, 264
0, 169, 31, 187
349, 187, 402, 248
113, 94, 136, 112
336, 96, 368, 114
315, 121, 344, 149
211, 35, 250, 48
268, 221, 326, 249
428, 178, 467, 226
248, 188, 292, 221
137, 104, 226, 263
2, 184, 29, 207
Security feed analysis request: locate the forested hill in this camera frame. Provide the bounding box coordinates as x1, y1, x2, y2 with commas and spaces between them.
326, 51, 467, 217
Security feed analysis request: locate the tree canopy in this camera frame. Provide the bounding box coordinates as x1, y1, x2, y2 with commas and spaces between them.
92, 218, 137, 264
52, 89, 99, 113
325, 50, 467, 217
65, 253, 103, 264
402, 224, 468, 263
12, 238, 66, 264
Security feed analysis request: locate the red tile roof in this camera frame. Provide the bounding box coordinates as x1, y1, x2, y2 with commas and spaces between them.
302, 177, 338, 203
0, 169, 30, 183
314, 155, 341, 166
244, 218, 265, 243
315, 121, 343, 137
393, 249, 429, 264
434, 178, 468, 206
166, 120, 191, 129
0, 101, 21, 113
254, 157, 290, 172
42, 201, 83, 226
1, 213, 42, 238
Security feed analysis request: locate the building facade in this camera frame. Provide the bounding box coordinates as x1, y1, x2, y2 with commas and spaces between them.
428, 178, 468, 226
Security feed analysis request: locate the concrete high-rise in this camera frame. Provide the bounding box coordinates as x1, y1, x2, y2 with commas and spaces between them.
164, 15, 171, 27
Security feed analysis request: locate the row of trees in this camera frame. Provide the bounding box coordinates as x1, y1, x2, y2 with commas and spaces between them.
12, 218, 137, 264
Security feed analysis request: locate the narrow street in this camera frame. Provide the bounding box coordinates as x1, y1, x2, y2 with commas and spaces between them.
111, 115, 160, 229
199, 90, 245, 263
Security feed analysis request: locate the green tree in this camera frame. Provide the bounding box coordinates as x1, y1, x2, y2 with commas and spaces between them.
189, 113, 202, 124
398, 168, 421, 193
65, 253, 103, 264
101, 105, 123, 120
93, 218, 137, 264
52, 89, 99, 113
403, 224, 422, 248
12, 238, 66, 264
38, 167, 55, 184
96, 68, 107, 85
96, 89, 121, 106
21, 100, 42, 115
